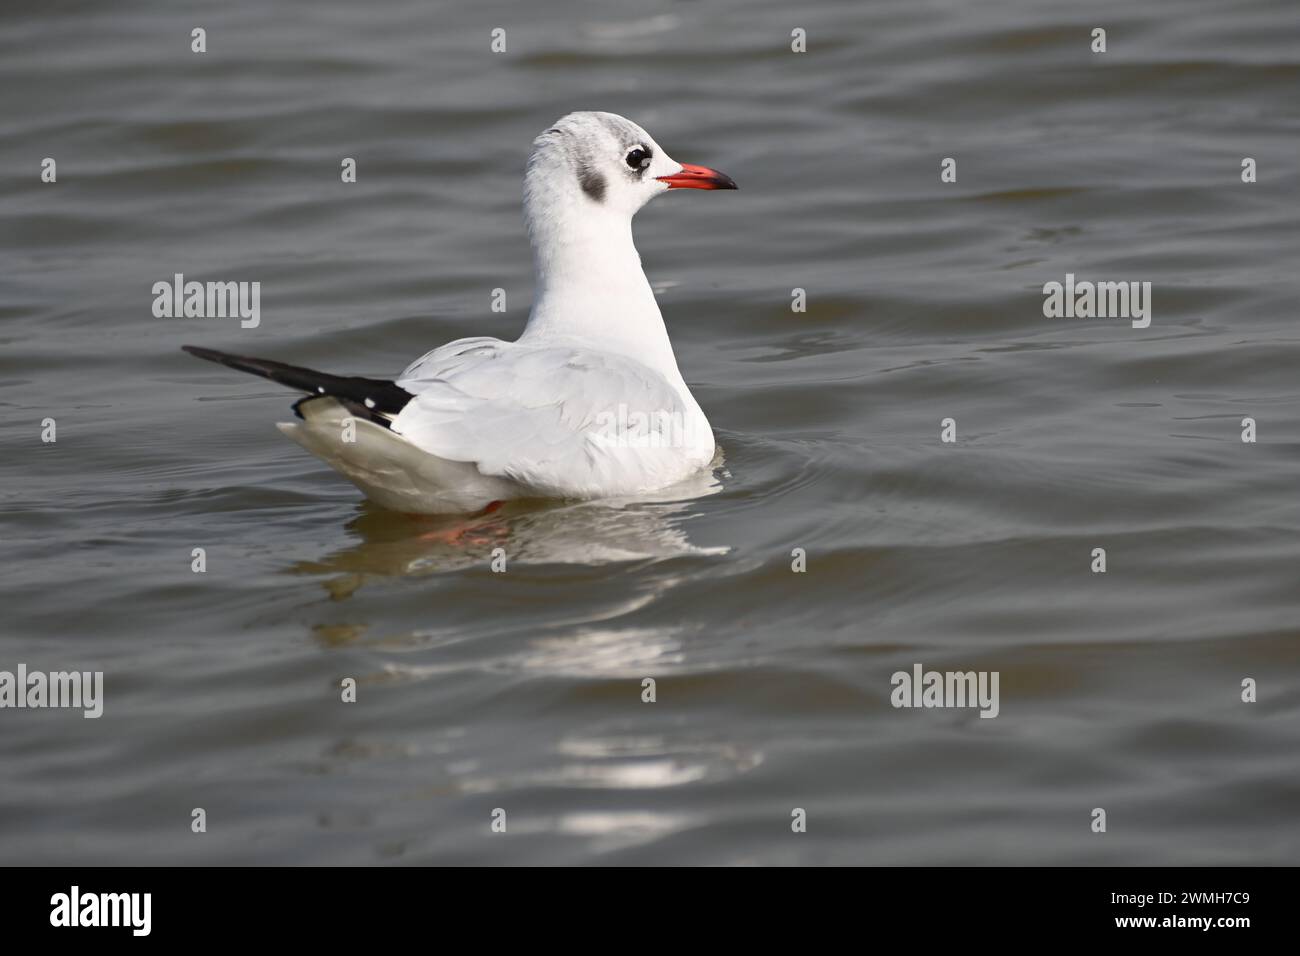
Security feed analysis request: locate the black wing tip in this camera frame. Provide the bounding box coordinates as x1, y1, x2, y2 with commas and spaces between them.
183, 344, 414, 419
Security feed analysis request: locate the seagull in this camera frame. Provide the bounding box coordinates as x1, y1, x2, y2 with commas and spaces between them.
184, 111, 736, 514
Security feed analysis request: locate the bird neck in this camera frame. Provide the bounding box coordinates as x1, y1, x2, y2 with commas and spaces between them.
522, 208, 683, 383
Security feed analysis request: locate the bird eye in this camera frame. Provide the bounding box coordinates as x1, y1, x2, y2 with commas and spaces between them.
625, 146, 652, 171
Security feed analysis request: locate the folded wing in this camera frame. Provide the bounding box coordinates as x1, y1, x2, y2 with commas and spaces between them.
393, 338, 713, 497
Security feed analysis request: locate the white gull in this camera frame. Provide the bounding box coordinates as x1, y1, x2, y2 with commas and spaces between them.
184, 111, 737, 514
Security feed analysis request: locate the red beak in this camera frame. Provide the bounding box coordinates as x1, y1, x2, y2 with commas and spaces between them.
656, 162, 738, 190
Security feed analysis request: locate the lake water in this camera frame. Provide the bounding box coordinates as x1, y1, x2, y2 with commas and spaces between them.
2, 0, 1297, 864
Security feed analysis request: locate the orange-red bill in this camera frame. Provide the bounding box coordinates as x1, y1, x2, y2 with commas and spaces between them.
656, 162, 738, 190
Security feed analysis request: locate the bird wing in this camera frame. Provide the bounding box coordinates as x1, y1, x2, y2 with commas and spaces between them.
392, 338, 711, 496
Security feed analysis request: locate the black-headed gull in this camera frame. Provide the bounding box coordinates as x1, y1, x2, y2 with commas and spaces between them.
184, 111, 736, 514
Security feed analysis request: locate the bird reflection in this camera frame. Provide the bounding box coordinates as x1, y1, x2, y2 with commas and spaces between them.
290, 464, 728, 596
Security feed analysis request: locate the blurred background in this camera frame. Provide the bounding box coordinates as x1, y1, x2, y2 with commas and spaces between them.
1, 0, 1298, 864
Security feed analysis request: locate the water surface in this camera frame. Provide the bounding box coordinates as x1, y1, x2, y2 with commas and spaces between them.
1, 0, 1298, 864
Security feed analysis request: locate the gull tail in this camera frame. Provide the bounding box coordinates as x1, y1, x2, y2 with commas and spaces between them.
181, 344, 413, 427
182, 344, 510, 512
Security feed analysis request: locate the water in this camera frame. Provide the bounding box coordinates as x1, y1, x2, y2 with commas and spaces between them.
2, 0, 1298, 864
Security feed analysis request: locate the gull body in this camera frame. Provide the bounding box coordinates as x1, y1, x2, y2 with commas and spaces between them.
184, 111, 736, 514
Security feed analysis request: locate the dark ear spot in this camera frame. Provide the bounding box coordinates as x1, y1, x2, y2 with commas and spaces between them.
578, 164, 606, 203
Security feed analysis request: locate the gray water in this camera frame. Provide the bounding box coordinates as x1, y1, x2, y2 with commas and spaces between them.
2, 0, 1298, 865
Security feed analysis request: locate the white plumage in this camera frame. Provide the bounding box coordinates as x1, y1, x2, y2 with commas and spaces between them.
198, 111, 737, 513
